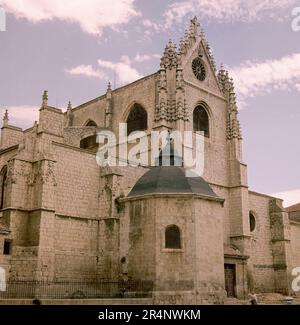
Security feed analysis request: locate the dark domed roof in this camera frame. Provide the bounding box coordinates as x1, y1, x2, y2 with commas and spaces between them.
128, 166, 219, 198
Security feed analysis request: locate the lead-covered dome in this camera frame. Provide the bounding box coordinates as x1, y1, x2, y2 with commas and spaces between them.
128, 166, 219, 198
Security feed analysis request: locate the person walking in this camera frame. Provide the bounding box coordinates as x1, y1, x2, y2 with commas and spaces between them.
248, 292, 258, 305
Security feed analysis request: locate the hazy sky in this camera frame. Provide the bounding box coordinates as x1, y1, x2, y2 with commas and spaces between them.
0, 0, 299, 206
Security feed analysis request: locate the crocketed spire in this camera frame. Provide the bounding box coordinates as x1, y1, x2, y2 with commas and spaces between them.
218, 65, 242, 140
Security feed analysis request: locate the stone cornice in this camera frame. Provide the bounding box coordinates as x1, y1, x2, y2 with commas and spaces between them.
122, 192, 225, 205
1, 207, 55, 213
224, 254, 249, 260
0, 144, 19, 155
52, 141, 97, 155
39, 105, 63, 114
73, 73, 158, 113
1, 125, 23, 131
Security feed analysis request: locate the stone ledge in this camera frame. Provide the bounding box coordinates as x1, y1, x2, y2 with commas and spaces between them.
0, 298, 153, 305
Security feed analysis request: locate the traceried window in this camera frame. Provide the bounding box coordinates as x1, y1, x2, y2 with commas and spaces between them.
126, 104, 147, 136
165, 225, 181, 249
192, 57, 206, 81
193, 104, 209, 137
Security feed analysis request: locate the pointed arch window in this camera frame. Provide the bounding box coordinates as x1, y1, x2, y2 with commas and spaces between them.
126, 104, 147, 135
0, 166, 8, 210
193, 104, 209, 137
85, 120, 97, 127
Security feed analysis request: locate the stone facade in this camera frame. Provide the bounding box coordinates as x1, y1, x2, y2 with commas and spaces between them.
0, 17, 299, 304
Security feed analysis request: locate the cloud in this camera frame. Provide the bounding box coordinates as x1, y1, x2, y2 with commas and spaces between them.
142, 19, 161, 33
295, 83, 300, 92
0, 0, 139, 35
271, 189, 300, 207
98, 56, 143, 84
164, 0, 298, 28
65, 64, 108, 79
133, 53, 161, 63
229, 53, 300, 107
66, 52, 160, 85
0, 105, 39, 128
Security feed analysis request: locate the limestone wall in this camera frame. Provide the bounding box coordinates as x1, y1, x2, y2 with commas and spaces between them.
72, 75, 156, 135
248, 192, 276, 292
0, 146, 19, 171
38, 107, 65, 136
127, 199, 156, 282
154, 197, 195, 291
53, 143, 99, 219
290, 222, 300, 271
210, 185, 230, 245
0, 126, 23, 150
53, 215, 98, 280
72, 96, 106, 128
193, 198, 225, 303
9, 246, 38, 281
185, 85, 228, 186
125, 195, 225, 304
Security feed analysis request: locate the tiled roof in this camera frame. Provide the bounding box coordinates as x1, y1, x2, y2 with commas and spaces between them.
286, 203, 300, 213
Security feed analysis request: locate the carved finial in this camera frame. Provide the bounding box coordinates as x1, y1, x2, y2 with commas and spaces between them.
42, 90, 48, 108
66, 101, 73, 127
191, 16, 198, 25
189, 16, 199, 38
33, 121, 38, 132
3, 109, 9, 126
107, 81, 112, 92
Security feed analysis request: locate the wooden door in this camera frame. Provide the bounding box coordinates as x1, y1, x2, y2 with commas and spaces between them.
224, 264, 236, 297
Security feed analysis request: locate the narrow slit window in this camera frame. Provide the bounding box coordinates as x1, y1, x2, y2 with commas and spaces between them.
3, 240, 11, 255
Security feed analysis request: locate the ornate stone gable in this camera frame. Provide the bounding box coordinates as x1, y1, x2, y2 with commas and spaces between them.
179, 17, 220, 92
154, 17, 223, 124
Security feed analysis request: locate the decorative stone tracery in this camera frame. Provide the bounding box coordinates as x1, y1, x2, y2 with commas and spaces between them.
155, 16, 219, 124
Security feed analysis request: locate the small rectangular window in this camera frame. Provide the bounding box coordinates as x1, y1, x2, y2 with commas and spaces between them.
3, 239, 11, 255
